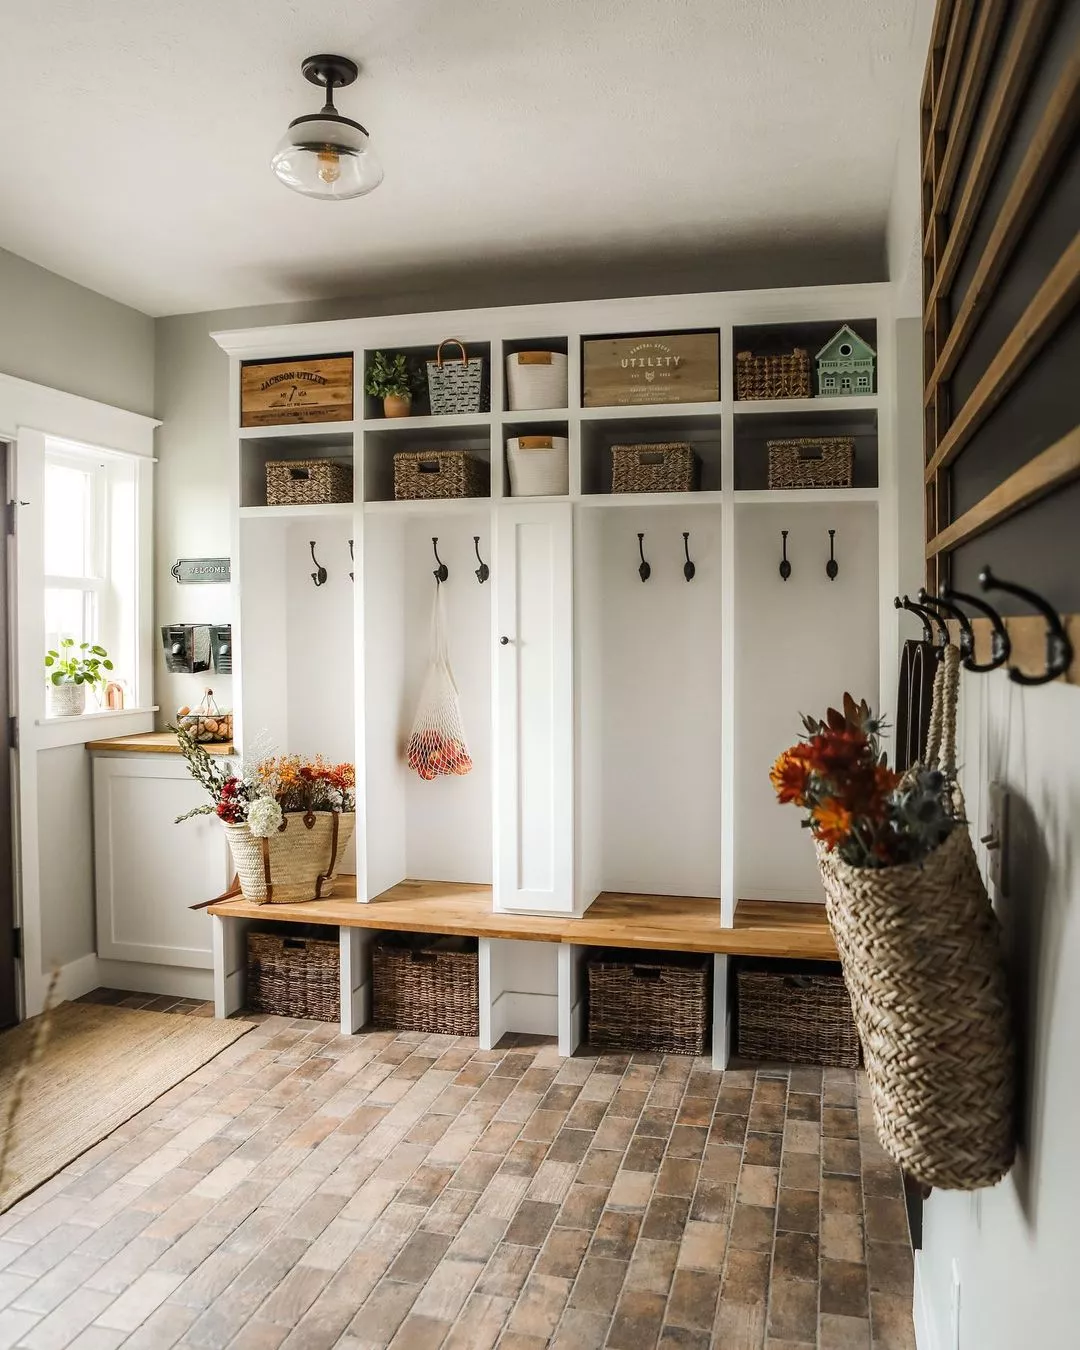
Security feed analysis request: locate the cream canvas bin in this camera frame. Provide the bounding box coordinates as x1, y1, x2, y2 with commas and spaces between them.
506, 435, 570, 496
506, 351, 569, 410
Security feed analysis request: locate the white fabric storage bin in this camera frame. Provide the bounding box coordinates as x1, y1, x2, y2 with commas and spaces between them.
506, 436, 570, 497
506, 352, 569, 411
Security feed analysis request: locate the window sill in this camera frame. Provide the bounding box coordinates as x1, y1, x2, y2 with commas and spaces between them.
30, 707, 158, 752
34, 707, 159, 727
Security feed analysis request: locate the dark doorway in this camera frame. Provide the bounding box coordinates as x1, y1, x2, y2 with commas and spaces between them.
0, 440, 16, 1028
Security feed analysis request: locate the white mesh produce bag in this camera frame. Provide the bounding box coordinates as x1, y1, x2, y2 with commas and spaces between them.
406, 584, 473, 779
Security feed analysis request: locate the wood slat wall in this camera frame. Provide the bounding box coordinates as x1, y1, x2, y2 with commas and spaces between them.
922, 0, 1080, 683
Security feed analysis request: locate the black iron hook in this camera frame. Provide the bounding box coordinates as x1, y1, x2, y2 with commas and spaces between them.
432, 537, 448, 584
918, 587, 973, 660
779, 530, 791, 582
473, 536, 489, 585
980, 567, 1073, 685
637, 533, 651, 583
895, 595, 949, 656
348, 539, 354, 583
939, 581, 1011, 673
682, 532, 695, 582
309, 541, 327, 587
826, 529, 838, 581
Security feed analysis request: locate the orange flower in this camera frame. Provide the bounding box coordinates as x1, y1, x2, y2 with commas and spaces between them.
770, 747, 812, 806
812, 797, 854, 850
805, 728, 869, 778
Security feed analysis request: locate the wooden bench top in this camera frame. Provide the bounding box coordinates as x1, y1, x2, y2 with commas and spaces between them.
206, 878, 836, 960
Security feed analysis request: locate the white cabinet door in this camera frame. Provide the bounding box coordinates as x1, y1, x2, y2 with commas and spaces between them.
93, 755, 231, 968
493, 503, 574, 913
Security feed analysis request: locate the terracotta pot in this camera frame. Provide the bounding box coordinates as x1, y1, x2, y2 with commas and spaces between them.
383, 394, 412, 419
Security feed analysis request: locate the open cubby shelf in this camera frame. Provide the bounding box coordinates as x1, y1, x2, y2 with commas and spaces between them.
734, 407, 879, 491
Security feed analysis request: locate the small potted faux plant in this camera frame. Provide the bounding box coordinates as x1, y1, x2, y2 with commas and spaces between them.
365, 351, 422, 418
44, 638, 114, 717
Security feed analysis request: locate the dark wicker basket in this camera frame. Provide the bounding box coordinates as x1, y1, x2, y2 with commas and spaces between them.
372, 935, 479, 1035
246, 929, 340, 1022
736, 961, 861, 1067
610, 442, 697, 494
393, 450, 488, 501
587, 950, 710, 1055
736, 349, 811, 401
265, 459, 352, 507
767, 437, 854, 489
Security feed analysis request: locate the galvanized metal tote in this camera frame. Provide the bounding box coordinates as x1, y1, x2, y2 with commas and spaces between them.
425, 338, 490, 414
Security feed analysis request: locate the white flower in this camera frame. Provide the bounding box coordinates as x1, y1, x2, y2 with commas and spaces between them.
247, 795, 283, 838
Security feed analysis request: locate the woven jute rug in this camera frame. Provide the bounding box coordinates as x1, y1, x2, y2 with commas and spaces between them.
0, 1001, 252, 1211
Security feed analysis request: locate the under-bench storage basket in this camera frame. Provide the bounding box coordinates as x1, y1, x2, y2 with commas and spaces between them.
372, 935, 479, 1036
611, 442, 697, 494
587, 950, 710, 1055
736, 961, 861, 1067
246, 930, 340, 1022
767, 437, 854, 490
394, 450, 488, 501
736, 349, 811, 401
266, 459, 352, 507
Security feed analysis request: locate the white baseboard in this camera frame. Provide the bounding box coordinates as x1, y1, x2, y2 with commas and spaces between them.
490, 990, 558, 1039
53, 953, 101, 1005
914, 1253, 938, 1350
94, 959, 214, 1001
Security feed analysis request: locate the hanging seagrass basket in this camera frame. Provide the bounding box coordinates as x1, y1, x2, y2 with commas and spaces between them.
817, 646, 1015, 1190
223, 811, 355, 904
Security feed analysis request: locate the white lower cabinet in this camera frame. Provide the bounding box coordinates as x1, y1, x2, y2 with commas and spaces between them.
92, 753, 231, 969
493, 502, 575, 913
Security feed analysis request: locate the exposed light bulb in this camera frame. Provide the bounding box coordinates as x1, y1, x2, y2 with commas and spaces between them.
317, 147, 341, 184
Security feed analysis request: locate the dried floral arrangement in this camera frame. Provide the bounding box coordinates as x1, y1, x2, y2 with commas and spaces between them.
172, 723, 355, 837
771, 693, 961, 868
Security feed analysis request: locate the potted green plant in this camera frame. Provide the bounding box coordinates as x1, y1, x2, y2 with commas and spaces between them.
365, 351, 422, 418
44, 638, 114, 717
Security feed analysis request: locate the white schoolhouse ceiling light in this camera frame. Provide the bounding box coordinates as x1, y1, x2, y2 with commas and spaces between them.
271, 55, 383, 200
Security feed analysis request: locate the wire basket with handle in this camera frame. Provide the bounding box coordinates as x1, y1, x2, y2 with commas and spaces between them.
425, 339, 490, 415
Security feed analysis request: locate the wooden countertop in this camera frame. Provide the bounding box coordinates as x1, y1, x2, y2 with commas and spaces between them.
206, 877, 836, 960
86, 730, 236, 756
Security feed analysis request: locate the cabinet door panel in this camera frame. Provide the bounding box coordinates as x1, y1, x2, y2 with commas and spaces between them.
94, 757, 230, 967
494, 504, 573, 912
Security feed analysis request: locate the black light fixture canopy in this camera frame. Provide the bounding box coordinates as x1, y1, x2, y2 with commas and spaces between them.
271, 53, 383, 200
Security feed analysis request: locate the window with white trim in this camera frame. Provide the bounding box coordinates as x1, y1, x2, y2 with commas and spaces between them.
44, 438, 139, 705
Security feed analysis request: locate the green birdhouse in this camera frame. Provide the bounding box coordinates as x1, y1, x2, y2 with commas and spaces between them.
815, 325, 876, 397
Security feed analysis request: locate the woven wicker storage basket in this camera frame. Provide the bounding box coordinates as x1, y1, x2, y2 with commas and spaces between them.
736, 349, 811, 400
817, 647, 1016, 1190
611, 442, 697, 494
372, 935, 479, 1036
246, 930, 339, 1022
506, 436, 569, 496
265, 459, 352, 507
735, 962, 860, 1067
394, 450, 488, 501
587, 950, 710, 1054
223, 812, 355, 904
767, 437, 854, 490
506, 351, 569, 410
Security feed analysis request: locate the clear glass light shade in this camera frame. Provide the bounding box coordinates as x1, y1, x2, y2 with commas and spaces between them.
271, 114, 383, 199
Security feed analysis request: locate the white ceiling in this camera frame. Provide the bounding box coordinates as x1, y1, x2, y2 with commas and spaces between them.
0, 1, 928, 317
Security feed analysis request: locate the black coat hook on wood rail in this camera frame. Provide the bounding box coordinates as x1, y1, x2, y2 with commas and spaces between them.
895, 595, 948, 657
309, 541, 327, 587
473, 537, 489, 584
348, 539, 354, 583
918, 587, 973, 661
939, 582, 1010, 673
637, 533, 651, 583
980, 567, 1073, 685
826, 529, 838, 580
682, 532, 695, 582
779, 530, 791, 581
432, 537, 448, 584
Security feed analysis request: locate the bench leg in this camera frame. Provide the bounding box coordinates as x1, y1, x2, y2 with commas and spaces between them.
558, 945, 585, 1057
340, 929, 373, 1035
212, 915, 245, 1020
712, 954, 731, 1070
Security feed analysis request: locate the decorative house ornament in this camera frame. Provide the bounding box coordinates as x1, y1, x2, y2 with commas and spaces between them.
815, 325, 876, 397
171, 557, 231, 584
271, 54, 383, 201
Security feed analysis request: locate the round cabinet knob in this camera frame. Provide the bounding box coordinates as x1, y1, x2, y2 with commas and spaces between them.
500, 636, 510, 645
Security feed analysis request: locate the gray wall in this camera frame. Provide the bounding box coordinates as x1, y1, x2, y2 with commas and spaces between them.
0, 248, 154, 416
37, 745, 95, 971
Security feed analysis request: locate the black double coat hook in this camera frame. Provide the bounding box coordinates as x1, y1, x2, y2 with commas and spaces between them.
309, 541, 327, 587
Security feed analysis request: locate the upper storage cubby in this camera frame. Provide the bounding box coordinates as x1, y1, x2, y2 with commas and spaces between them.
580, 330, 720, 410
362, 341, 491, 421
239, 430, 355, 510
580, 412, 722, 497
734, 408, 878, 492
733, 320, 878, 403
502, 337, 570, 413
240, 353, 353, 429
364, 425, 493, 507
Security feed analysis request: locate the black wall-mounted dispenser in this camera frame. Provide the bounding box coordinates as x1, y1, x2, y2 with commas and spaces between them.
161, 625, 211, 674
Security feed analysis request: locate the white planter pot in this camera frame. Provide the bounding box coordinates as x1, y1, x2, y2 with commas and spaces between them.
48, 682, 86, 717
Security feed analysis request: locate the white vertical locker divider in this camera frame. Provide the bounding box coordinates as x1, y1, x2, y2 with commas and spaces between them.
875, 304, 901, 733
212, 915, 246, 1018
352, 356, 368, 899
567, 330, 583, 500
558, 944, 586, 1056
712, 954, 732, 1070
719, 319, 738, 928
492, 501, 575, 914
340, 927, 374, 1033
